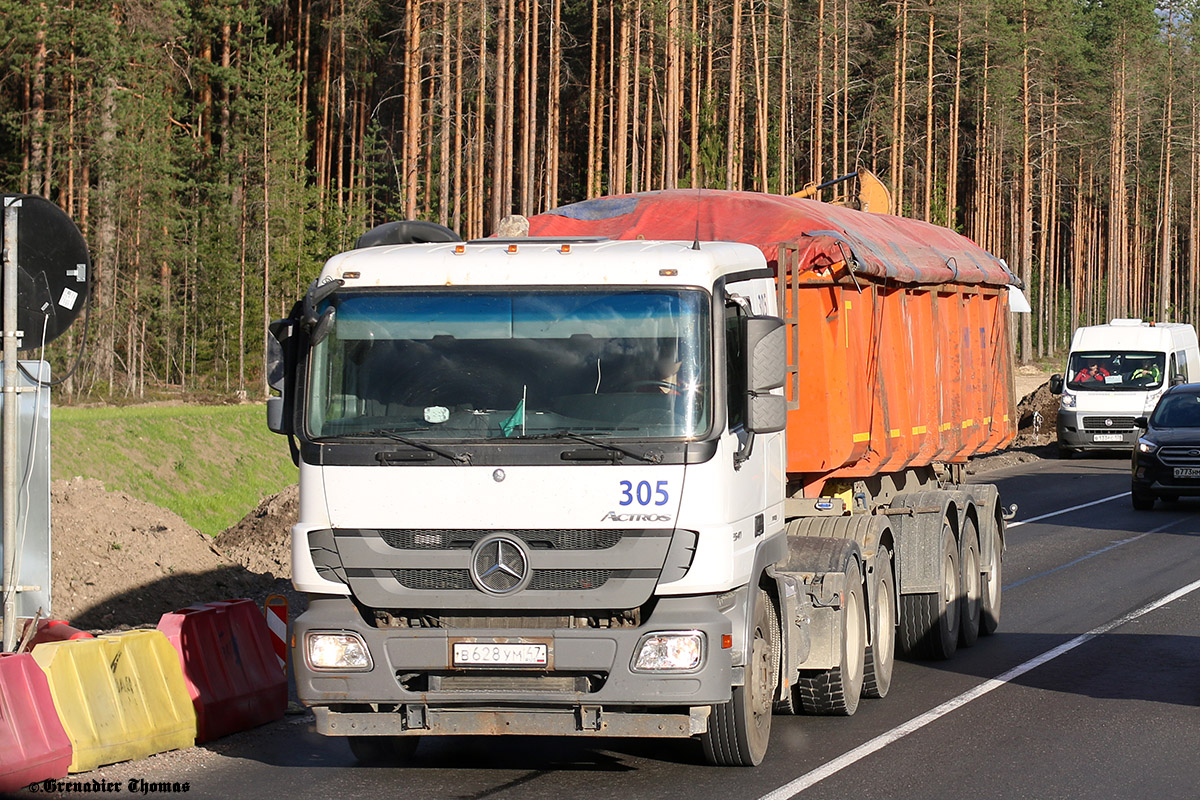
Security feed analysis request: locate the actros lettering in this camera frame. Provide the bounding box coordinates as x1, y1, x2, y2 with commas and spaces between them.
601, 511, 672, 522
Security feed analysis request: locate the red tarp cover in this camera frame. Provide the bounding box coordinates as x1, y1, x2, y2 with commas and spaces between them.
525, 190, 1018, 288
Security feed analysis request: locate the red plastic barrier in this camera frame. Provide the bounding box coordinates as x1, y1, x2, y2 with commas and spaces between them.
157, 599, 287, 743
22, 619, 95, 652
0, 652, 72, 792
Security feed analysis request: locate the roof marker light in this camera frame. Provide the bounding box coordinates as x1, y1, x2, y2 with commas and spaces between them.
559, 244, 571, 254
341, 271, 360, 279
507, 244, 519, 254
659, 269, 678, 277
454, 245, 466, 255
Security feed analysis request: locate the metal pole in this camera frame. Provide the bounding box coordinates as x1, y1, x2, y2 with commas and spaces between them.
2, 197, 20, 651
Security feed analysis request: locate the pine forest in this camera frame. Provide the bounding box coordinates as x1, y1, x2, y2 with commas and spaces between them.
1, 0, 1197, 400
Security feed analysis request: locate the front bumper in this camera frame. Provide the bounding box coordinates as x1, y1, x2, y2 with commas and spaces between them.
294, 594, 735, 737
1131, 458, 1200, 497
1057, 410, 1138, 451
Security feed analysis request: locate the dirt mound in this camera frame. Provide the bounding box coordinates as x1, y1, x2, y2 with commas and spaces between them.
50, 478, 269, 630
1014, 379, 1060, 448
217, 484, 298, 578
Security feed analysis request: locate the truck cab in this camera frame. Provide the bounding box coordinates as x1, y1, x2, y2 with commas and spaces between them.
268, 236, 790, 765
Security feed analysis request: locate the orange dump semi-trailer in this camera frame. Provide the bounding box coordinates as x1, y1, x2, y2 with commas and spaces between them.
525, 190, 1020, 496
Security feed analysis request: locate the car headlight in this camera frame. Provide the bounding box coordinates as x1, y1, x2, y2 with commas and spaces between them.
631, 631, 705, 672
1060, 394, 1077, 409
306, 631, 373, 671
1136, 438, 1158, 454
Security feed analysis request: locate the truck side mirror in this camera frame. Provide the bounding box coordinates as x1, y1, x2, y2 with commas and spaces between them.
1134, 417, 1148, 430
744, 315, 787, 434
1048, 374, 1063, 394
267, 396, 286, 433
1171, 373, 1187, 386
267, 318, 297, 435
744, 315, 786, 392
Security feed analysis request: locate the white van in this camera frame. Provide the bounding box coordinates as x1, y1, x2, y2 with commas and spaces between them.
1051, 319, 1200, 456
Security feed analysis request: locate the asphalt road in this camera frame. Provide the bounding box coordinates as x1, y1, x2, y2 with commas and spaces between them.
49, 455, 1200, 800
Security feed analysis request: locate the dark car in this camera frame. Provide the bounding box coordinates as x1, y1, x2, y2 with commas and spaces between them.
1131, 383, 1200, 510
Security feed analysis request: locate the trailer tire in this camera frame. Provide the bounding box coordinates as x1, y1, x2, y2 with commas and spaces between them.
348, 735, 419, 764
701, 588, 777, 766
980, 519, 1003, 636
959, 518, 982, 648
898, 521, 960, 660
863, 549, 895, 699
795, 558, 865, 716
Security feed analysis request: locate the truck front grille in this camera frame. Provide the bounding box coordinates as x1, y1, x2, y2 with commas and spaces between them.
336, 526, 684, 611
392, 568, 611, 591
380, 528, 623, 551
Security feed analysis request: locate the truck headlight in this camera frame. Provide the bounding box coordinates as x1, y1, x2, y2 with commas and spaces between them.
306, 631, 373, 671
1137, 438, 1158, 454
631, 631, 705, 672
1060, 394, 1076, 409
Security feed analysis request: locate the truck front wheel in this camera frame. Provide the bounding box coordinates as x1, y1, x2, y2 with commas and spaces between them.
701, 588, 778, 767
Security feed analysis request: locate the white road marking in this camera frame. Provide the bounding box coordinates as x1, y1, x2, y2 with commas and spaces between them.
1006, 491, 1129, 528
758, 576, 1200, 800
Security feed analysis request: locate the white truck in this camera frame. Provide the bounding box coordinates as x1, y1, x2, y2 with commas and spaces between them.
1050, 319, 1200, 457
267, 191, 1019, 766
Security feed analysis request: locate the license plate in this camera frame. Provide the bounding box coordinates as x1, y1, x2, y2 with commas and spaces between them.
1173, 467, 1200, 479
452, 641, 548, 667
1093, 433, 1123, 442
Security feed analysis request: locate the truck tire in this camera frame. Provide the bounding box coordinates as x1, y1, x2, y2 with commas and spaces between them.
980, 517, 1002, 636
863, 549, 895, 699
898, 521, 960, 660
795, 558, 865, 716
959, 518, 982, 648
348, 735, 420, 764
701, 588, 778, 766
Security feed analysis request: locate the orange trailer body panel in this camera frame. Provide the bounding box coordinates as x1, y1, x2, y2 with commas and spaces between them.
526, 190, 1018, 487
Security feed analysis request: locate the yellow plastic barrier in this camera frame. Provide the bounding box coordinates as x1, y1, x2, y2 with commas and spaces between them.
31, 629, 197, 772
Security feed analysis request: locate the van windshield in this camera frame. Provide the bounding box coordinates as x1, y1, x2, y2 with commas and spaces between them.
1066, 351, 1165, 391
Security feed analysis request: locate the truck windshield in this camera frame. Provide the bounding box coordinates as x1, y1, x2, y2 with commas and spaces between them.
305, 289, 712, 441
1066, 351, 1165, 391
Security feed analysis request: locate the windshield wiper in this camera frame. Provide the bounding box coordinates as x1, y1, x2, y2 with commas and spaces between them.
358, 428, 473, 465
518, 430, 661, 464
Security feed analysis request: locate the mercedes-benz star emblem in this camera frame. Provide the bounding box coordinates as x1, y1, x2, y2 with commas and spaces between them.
470, 534, 530, 594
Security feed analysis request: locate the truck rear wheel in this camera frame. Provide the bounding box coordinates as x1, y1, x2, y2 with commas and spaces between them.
863, 550, 895, 699
795, 558, 865, 716
959, 519, 982, 648
899, 521, 960, 660
348, 735, 420, 764
701, 588, 778, 766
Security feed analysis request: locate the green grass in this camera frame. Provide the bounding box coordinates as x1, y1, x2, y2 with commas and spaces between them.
51, 403, 298, 536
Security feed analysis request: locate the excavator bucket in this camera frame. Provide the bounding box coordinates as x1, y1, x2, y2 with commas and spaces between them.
856, 169, 892, 214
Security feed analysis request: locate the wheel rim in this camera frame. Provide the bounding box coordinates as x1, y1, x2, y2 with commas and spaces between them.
984, 535, 1001, 607
877, 564, 894, 666
964, 541, 981, 617
846, 585, 864, 685
751, 623, 772, 721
